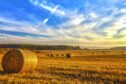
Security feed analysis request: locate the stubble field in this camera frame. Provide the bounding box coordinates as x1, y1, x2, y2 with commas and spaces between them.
0, 50, 126, 84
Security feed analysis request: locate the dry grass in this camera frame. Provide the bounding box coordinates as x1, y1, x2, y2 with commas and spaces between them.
0, 50, 126, 84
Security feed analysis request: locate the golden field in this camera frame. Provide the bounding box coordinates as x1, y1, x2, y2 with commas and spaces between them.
0, 49, 126, 84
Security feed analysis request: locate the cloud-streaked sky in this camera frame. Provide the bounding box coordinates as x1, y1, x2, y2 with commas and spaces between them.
0, 0, 126, 48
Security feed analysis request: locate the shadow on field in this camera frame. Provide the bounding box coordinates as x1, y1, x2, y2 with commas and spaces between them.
0, 70, 8, 75
0, 64, 8, 75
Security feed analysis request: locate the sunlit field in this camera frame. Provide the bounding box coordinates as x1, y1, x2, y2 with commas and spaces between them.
0, 50, 126, 84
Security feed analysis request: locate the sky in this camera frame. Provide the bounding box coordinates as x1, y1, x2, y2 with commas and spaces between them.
0, 0, 126, 48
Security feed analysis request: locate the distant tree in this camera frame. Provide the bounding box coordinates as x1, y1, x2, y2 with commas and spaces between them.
110, 46, 126, 50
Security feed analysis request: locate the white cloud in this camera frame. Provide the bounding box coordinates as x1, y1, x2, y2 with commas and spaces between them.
42, 18, 49, 24
60, 13, 85, 27
120, 29, 126, 35
103, 14, 126, 37
40, 4, 65, 16
0, 17, 44, 35
0, 17, 28, 26
30, 0, 65, 16
120, 9, 126, 13
89, 12, 98, 19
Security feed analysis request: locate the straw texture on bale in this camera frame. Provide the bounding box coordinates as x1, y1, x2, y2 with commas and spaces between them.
2, 49, 38, 73
0, 54, 3, 64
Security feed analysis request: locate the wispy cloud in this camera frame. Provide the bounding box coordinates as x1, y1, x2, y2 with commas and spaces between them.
30, 0, 65, 16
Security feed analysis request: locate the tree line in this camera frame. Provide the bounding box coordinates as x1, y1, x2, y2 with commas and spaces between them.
110, 46, 126, 50
0, 44, 81, 50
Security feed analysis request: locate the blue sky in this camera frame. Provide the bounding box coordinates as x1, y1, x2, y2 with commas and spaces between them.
0, 0, 126, 48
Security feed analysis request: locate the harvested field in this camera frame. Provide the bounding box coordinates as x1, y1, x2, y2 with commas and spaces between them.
0, 50, 126, 84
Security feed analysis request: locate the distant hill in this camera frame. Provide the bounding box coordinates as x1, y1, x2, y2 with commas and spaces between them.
0, 44, 81, 50
110, 46, 126, 50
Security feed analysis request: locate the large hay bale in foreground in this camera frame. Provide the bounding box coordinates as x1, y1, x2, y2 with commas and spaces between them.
2, 49, 38, 73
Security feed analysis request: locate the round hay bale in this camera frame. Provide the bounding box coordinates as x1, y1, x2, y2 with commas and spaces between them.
50, 54, 54, 57
66, 53, 71, 58
0, 54, 3, 63
61, 54, 64, 57
1, 49, 38, 73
